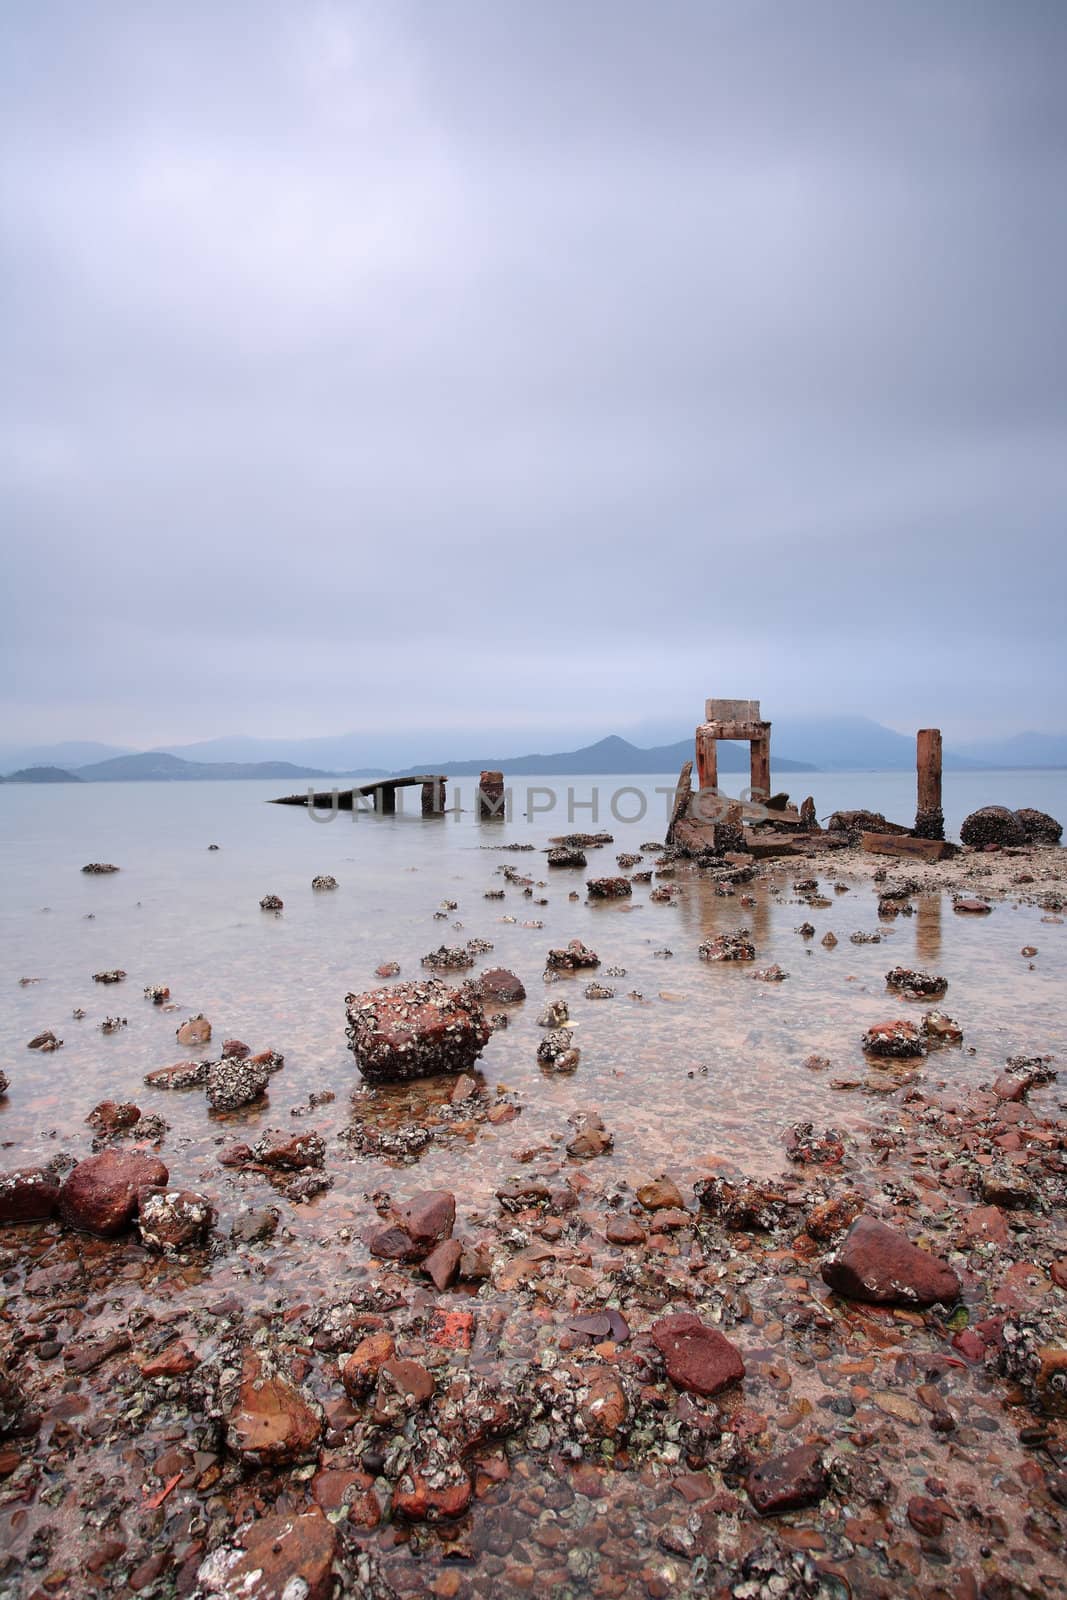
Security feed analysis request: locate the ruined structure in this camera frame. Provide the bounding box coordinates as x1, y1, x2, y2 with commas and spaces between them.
272, 775, 448, 815
695, 698, 772, 802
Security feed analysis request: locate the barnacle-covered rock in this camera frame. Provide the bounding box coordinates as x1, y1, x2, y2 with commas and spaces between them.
861, 1019, 927, 1058
547, 845, 587, 868
206, 1055, 271, 1112
81, 862, 119, 874
311, 873, 338, 890
1015, 807, 1063, 845
137, 1187, 216, 1253
885, 966, 947, 997
345, 978, 490, 1083
699, 930, 756, 962
259, 892, 283, 911
545, 939, 600, 971
586, 877, 632, 899
960, 805, 1027, 848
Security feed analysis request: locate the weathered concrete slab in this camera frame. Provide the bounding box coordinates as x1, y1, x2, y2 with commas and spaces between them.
860, 832, 958, 862
705, 698, 761, 723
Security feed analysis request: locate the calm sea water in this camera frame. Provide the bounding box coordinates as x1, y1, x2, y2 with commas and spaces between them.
0, 768, 1063, 1210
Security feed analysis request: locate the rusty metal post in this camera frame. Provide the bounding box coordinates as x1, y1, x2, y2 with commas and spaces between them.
914, 729, 944, 840
695, 727, 718, 791
749, 733, 771, 803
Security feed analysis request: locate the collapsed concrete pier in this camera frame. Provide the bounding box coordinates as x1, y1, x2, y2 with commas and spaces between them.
272, 775, 448, 815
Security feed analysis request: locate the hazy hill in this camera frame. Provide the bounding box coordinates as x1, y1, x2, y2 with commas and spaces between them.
952, 731, 1067, 767
0, 740, 133, 772
75, 752, 335, 782
5, 765, 82, 783
397, 734, 816, 778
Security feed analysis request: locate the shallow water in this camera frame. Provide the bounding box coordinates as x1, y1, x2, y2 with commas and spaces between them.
1, 772, 1063, 1231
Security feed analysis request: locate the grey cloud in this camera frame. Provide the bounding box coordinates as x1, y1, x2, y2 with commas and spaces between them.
2, 0, 1065, 749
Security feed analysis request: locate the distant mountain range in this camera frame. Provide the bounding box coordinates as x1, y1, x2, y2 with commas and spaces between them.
1, 716, 1065, 781
392, 733, 816, 777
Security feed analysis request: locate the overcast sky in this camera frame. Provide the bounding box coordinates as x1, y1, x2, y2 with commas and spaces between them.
2, 0, 1065, 751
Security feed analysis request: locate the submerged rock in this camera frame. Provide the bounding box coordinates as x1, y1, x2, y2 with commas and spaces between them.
547, 845, 587, 868
365, 1189, 456, 1262
746, 1442, 828, 1515
226, 1347, 322, 1466
195, 1507, 338, 1600
651, 1312, 745, 1397
821, 1214, 960, 1306
81, 862, 119, 874
345, 978, 491, 1083
259, 893, 284, 910
311, 873, 338, 890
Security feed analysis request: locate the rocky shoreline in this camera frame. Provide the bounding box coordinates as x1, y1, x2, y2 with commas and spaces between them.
0, 836, 1064, 1599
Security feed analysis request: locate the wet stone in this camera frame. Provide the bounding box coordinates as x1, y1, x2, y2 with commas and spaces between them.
746, 1442, 828, 1515
821, 1214, 960, 1307
651, 1313, 745, 1397
58, 1148, 169, 1236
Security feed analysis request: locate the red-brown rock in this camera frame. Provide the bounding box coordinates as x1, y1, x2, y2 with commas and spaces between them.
341, 1332, 395, 1399
746, 1442, 828, 1514
366, 1189, 456, 1262
821, 1214, 960, 1307
176, 1014, 211, 1047
579, 1369, 629, 1438
195, 1506, 336, 1600
423, 1238, 462, 1290
477, 968, 527, 1003
651, 1313, 745, 1397
226, 1348, 322, 1466
136, 1188, 216, 1252
58, 1149, 169, 1236
0, 1167, 60, 1224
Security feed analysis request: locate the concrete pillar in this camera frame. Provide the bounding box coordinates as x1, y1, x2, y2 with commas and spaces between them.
421, 778, 446, 816
695, 727, 718, 791
478, 770, 505, 820
914, 728, 944, 840
749, 735, 771, 803
378, 785, 396, 815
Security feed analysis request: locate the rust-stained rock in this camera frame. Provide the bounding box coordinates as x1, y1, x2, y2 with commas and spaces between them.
58, 1149, 169, 1236
226, 1348, 322, 1466
0, 1167, 61, 1224
175, 1014, 211, 1048
365, 1189, 456, 1262
698, 930, 756, 962
636, 1177, 685, 1211
821, 1215, 960, 1307
341, 1333, 395, 1399
476, 968, 526, 1003
195, 1506, 337, 1600
651, 1313, 745, 1397
422, 1238, 462, 1291
144, 1060, 210, 1090
746, 1442, 827, 1515
345, 978, 490, 1083
579, 1369, 629, 1438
